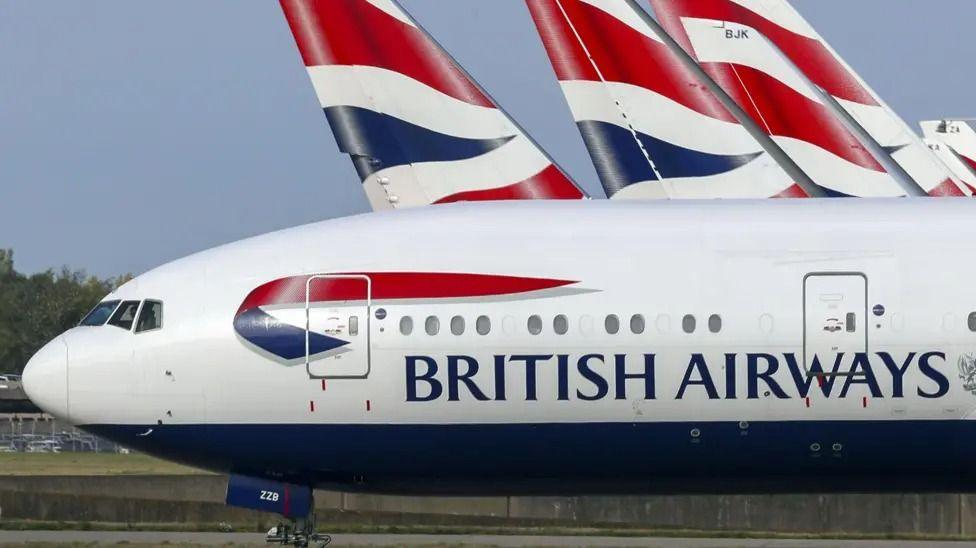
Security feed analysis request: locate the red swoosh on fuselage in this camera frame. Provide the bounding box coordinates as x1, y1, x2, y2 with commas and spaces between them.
238, 273, 579, 313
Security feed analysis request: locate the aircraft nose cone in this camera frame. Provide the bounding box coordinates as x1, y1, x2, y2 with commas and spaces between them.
22, 337, 69, 421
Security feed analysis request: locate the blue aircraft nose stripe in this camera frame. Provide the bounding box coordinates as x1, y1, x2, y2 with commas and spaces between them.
577, 121, 763, 195
324, 106, 516, 179
233, 307, 348, 361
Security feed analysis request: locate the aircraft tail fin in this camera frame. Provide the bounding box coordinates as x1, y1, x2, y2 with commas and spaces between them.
922, 120, 976, 194
279, 0, 586, 210
649, 0, 965, 197
525, 0, 803, 199
649, 0, 912, 198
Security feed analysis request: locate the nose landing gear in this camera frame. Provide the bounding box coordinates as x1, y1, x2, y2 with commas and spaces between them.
266, 515, 331, 547
225, 474, 329, 547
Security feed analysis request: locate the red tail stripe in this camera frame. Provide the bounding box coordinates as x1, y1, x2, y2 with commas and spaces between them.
527, 0, 736, 123
649, 0, 879, 106
773, 184, 809, 198
434, 165, 585, 204
927, 178, 967, 197
960, 154, 976, 174
703, 63, 885, 172
280, 0, 492, 107
238, 272, 577, 313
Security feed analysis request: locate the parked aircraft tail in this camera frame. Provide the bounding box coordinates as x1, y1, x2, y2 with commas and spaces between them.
279, 0, 586, 210
526, 0, 806, 199
648, 0, 965, 197
922, 120, 976, 193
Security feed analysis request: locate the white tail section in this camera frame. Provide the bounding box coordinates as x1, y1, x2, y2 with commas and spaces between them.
649, 0, 966, 197
279, 0, 586, 210
526, 0, 805, 199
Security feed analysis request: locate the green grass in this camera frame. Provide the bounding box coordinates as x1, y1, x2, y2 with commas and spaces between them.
0, 452, 209, 476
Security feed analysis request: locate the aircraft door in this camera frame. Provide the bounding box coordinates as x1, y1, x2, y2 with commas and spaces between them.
803, 273, 868, 372
305, 275, 371, 379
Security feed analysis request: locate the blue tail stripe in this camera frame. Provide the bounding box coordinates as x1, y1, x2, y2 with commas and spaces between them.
324, 106, 515, 179
233, 308, 348, 361
577, 121, 762, 195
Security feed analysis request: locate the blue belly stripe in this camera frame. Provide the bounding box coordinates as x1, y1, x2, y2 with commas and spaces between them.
83, 420, 976, 495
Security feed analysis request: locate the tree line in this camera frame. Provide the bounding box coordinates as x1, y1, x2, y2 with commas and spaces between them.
0, 249, 131, 374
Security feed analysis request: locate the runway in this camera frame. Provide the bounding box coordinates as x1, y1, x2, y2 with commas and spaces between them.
1, 531, 975, 547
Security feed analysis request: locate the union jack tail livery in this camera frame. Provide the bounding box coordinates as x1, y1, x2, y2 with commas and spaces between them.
648, 0, 966, 197
526, 0, 804, 200
649, 0, 909, 198
279, 0, 586, 210
922, 120, 976, 194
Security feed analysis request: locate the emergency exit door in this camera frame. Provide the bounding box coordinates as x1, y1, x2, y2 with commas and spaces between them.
304, 275, 371, 379
803, 273, 868, 373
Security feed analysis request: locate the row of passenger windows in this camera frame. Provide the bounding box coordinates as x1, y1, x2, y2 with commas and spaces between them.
396, 313, 723, 336
81, 299, 163, 333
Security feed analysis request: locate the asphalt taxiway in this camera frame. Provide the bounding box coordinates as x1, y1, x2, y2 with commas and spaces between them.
2, 532, 976, 547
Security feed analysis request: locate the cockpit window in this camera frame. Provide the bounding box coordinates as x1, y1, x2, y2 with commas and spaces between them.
108, 300, 141, 331
135, 301, 163, 333
80, 300, 121, 326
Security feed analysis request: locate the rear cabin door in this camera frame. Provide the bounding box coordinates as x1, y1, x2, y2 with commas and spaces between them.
803, 273, 868, 373
305, 275, 371, 379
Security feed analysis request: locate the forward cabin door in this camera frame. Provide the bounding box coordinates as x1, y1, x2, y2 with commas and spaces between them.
305, 275, 371, 379
803, 273, 868, 373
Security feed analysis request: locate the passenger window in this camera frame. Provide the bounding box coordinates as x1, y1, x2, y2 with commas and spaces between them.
476, 316, 491, 336
451, 316, 465, 336
708, 314, 722, 334
108, 301, 141, 331
348, 316, 359, 336
605, 315, 620, 335
135, 300, 163, 333
630, 314, 645, 335
553, 315, 569, 335
682, 314, 697, 334
81, 300, 121, 327
399, 316, 413, 335
528, 315, 543, 335
425, 316, 440, 336
969, 312, 976, 332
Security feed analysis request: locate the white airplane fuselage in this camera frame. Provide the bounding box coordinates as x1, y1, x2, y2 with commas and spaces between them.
23, 199, 976, 494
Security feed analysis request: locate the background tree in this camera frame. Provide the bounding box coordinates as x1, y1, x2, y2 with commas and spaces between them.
0, 250, 130, 374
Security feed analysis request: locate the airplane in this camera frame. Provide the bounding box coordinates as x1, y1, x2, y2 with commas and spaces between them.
20, 2, 976, 547
922, 120, 976, 184
525, 0, 811, 199
22, 198, 976, 544
648, 0, 970, 197
923, 138, 976, 195
648, 0, 920, 198
279, 0, 586, 209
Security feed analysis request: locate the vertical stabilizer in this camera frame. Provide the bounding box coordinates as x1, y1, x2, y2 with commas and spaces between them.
922, 120, 976, 194
650, 1, 907, 198
526, 0, 807, 199
649, 0, 966, 197
280, 0, 586, 210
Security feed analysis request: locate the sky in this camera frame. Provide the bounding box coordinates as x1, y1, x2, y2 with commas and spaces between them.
1, 0, 974, 278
